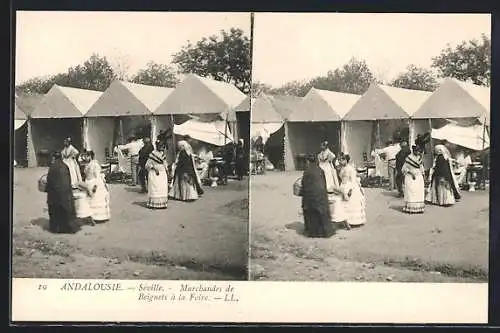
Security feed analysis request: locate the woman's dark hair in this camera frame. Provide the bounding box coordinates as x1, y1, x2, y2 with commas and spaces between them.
88, 150, 95, 159
52, 151, 62, 160
339, 153, 350, 163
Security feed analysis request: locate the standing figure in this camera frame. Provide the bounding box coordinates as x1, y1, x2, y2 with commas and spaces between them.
426, 144, 461, 206
338, 154, 366, 227
82, 151, 111, 222
145, 141, 169, 209
401, 145, 425, 214
117, 136, 144, 186
395, 141, 411, 197
138, 137, 155, 193
374, 141, 401, 190
46, 152, 79, 233
61, 137, 82, 188
454, 148, 472, 185
197, 144, 214, 180
170, 140, 204, 201
299, 154, 335, 238
235, 139, 246, 180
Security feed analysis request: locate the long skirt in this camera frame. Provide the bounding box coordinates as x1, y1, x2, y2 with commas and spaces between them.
328, 193, 347, 223
48, 204, 79, 234
63, 158, 82, 188
427, 177, 456, 206
170, 173, 199, 201
73, 189, 93, 218
319, 162, 337, 192
303, 208, 334, 238
147, 169, 169, 209
87, 179, 111, 221
343, 184, 366, 226
403, 174, 425, 214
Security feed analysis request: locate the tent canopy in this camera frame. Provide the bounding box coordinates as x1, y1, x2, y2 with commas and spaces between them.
344, 83, 431, 121
234, 96, 251, 112
154, 73, 246, 119
31, 85, 102, 119
271, 95, 303, 120
15, 92, 44, 118
86, 81, 174, 117
413, 78, 490, 123
15, 102, 27, 120
431, 122, 489, 151
289, 88, 359, 122
251, 123, 283, 143
173, 118, 234, 146
251, 94, 285, 123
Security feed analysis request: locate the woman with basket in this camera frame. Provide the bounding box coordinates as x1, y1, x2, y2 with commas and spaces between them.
294, 154, 335, 238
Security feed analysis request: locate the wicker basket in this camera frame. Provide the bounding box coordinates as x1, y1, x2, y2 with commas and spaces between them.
293, 177, 302, 196
38, 174, 48, 192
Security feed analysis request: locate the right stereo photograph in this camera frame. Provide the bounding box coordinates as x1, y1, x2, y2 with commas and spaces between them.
249, 12, 490, 282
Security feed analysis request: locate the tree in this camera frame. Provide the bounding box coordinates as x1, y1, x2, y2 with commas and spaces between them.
390, 64, 438, 91
317, 58, 376, 95
15, 53, 117, 94
251, 81, 275, 97
431, 34, 491, 86
273, 79, 313, 97
131, 61, 179, 87
172, 28, 251, 94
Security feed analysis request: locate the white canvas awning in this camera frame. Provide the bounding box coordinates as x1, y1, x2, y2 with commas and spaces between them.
431, 123, 489, 151
173, 118, 234, 146
251, 122, 283, 144
14, 119, 27, 130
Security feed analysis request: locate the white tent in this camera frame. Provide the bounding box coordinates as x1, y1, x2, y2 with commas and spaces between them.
153, 74, 245, 162
14, 102, 27, 130
285, 88, 359, 170
15, 93, 44, 167
85, 81, 174, 162
342, 83, 431, 167
431, 122, 489, 151
412, 78, 490, 168
174, 118, 234, 146
29, 85, 102, 166
232, 95, 251, 148
251, 94, 283, 141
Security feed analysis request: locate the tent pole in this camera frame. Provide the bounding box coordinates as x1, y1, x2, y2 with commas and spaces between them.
170, 113, 176, 157
224, 113, 228, 145
428, 118, 434, 167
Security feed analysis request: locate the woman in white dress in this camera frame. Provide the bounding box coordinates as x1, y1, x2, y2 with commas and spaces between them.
401, 145, 425, 214
83, 151, 111, 222
145, 141, 169, 209
338, 154, 366, 227
317, 142, 346, 226
61, 137, 82, 188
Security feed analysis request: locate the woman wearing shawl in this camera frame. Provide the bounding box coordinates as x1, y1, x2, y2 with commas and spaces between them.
145, 141, 169, 209
426, 144, 461, 206
299, 154, 335, 238
401, 145, 425, 214
61, 137, 82, 188
338, 154, 366, 227
170, 140, 204, 202
81, 151, 111, 221
46, 152, 79, 233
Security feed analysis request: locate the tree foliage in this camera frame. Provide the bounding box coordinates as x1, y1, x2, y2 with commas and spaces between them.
390, 64, 438, 91
172, 28, 251, 94
131, 61, 179, 87
16, 53, 116, 94
431, 34, 491, 86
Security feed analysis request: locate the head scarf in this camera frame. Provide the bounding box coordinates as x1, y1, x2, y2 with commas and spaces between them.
434, 144, 451, 159
177, 140, 193, 155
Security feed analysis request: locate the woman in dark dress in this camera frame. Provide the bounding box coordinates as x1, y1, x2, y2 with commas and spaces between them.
300, 154, 335, 238
169, 140, 204, 201
46, 152, 80, 233
426, 144, 461, 206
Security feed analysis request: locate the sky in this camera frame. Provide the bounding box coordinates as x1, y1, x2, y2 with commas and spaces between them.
252, 13, 491, 87
15, 11, 250, 84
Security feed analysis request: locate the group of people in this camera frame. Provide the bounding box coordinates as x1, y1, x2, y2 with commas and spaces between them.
44, 138, 110, 233
298, 141, 367, 238
297, 136, 471, 238
42, 133, 247, 233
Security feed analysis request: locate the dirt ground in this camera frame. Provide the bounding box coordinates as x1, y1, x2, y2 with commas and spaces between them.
12, 168, 249, 280
250, 171, 489, 282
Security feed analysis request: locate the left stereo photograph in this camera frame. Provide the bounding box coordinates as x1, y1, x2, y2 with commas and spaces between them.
12, 11, 251, 281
